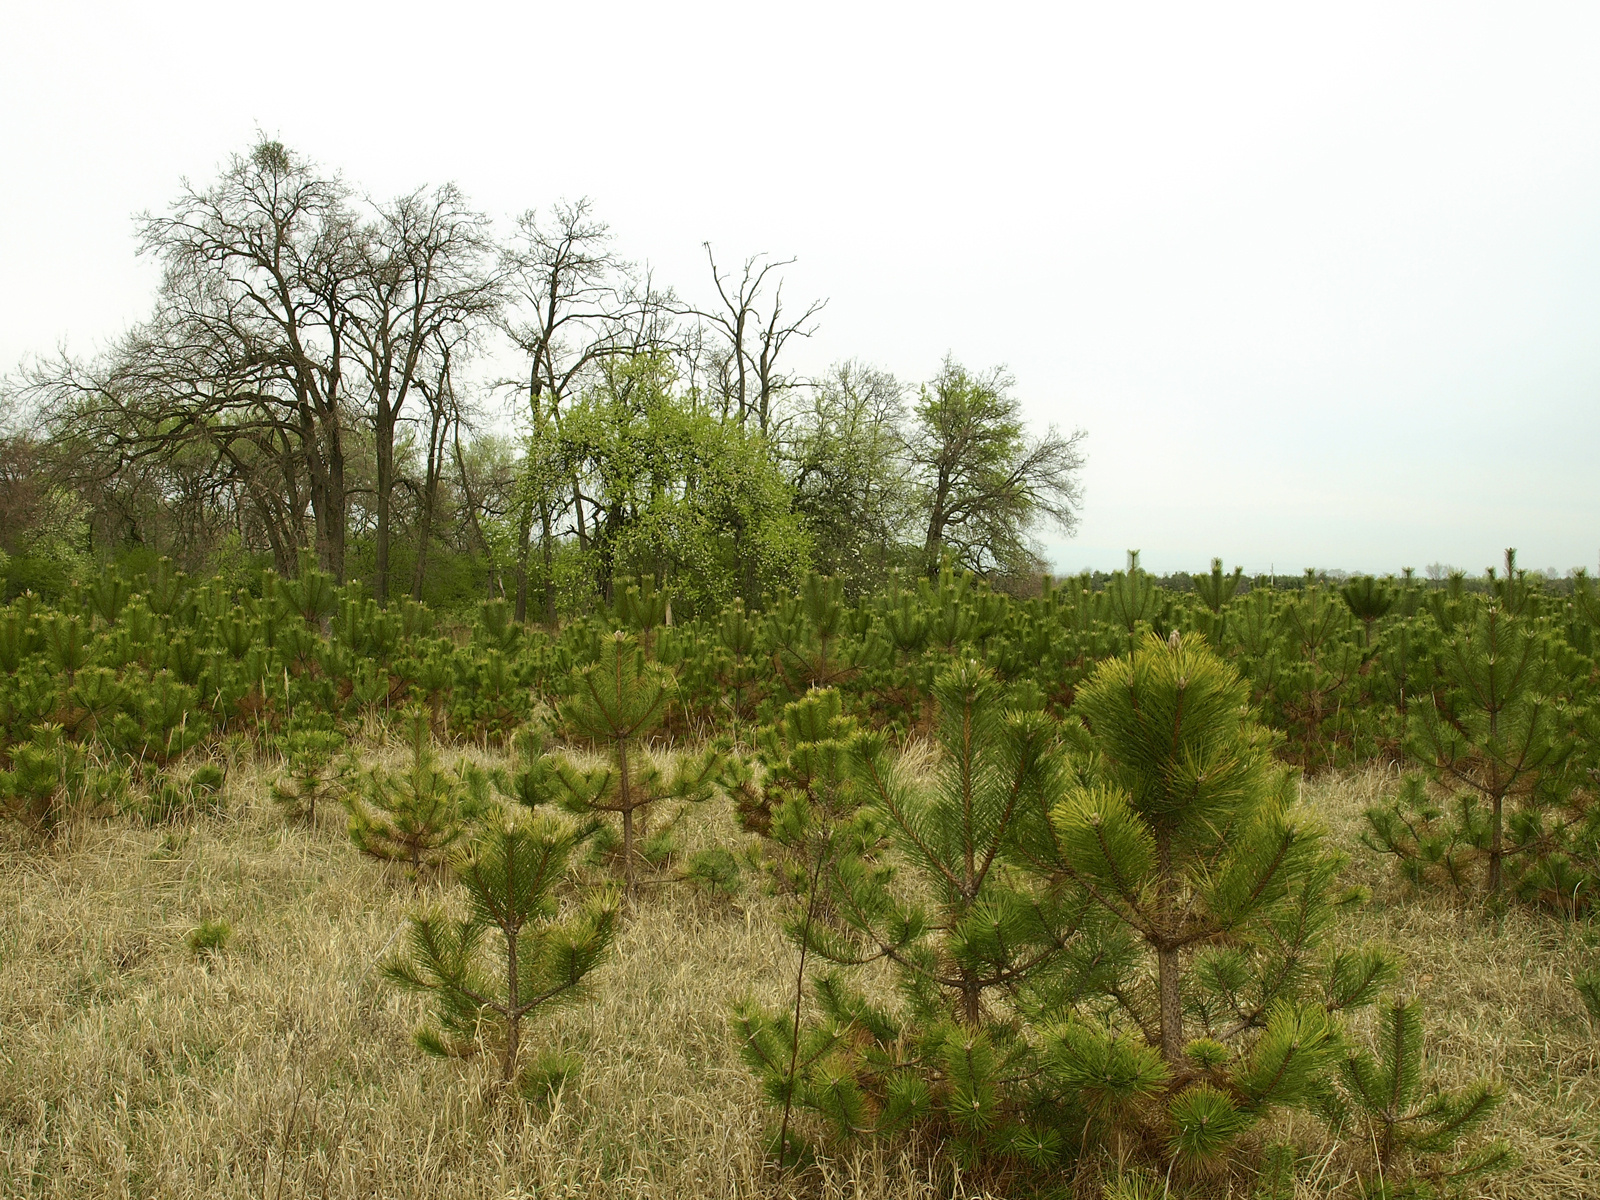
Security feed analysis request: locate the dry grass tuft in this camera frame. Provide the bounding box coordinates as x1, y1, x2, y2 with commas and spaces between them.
0, 753, 1595, 1198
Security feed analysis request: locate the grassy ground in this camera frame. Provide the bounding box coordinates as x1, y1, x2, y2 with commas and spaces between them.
0, 748, 1596, 1199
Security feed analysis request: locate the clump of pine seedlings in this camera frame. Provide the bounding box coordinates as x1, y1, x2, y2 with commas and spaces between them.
733, 636, 1495, 1190
0, 723, 87, 830
346, 706, 472, 874
552, 631, 722, 892
737, 659, 1080, 1173
383, 805, 618, 1087
1363, 590, 1588, 908
270, 721, 347, 823
186, 918, 232, 957
1337, 996, 1511, 1194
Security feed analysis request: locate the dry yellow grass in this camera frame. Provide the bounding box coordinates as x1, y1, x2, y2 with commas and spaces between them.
1292, 767, 1600, 1200
0, 751, 1595, 1199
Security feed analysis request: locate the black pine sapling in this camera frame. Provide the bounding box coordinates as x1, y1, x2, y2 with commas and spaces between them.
492, 723, 565, 810
0, 724, 86, 831
1571, 968, 1600, 1026
112, 671, 210, 766
383, 808, 617, 1086
1051, 631, 1393, 1172
1338, 996, 1510, 1196
1194, 557, 1245, 615
271, 720, 348, 823
737, 661, 1084, 1170
554, 631, 722, 892
727, 688, 877, 1166
1368, 600, 1582, 902
1341, 575, 1396, 647
347, 707, 473, 875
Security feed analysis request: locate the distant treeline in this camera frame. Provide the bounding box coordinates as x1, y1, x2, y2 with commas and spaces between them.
1, 140, 1084, 619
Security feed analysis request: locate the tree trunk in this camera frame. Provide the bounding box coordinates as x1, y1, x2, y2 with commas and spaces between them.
923, 469, 951, 576
618, 736, 635, 892
541, 503, 557, 628
513, 498, 534, 623
452, 428, 497, 601
1155, 833, 1183, 1065
960, 974, 982, 1028
374, 401, 395, 605
409, 408, 446, 602
1488, 792, 1505, 893
1157, 941, 1184, 1066
504, 915, 521, 1083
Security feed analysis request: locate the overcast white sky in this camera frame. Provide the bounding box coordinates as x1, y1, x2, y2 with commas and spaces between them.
3, 2, 1598, 576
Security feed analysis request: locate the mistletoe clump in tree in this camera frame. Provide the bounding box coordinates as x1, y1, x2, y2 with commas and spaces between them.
549, 631, 722, 892
1049, 630, 1396, 1176
384, 806, 617, 1089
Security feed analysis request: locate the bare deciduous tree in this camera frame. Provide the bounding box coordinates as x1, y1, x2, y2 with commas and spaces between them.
347, 184, 496, 603
692, 247, 825, 436
501, 200, 671, 622
138, 140, 365, 579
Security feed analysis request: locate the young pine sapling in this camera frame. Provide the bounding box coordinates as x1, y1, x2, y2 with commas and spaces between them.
553, 632, 722, 891
347, 707, 472, 874
384, 808, 617, 1086
1338, 996, 1510, 1196
1051, 631, 1395, 1170
271, 721, 348, 824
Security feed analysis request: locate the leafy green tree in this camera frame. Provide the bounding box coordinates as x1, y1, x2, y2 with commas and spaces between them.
384, 808, 617, 1085
780, 360, 917, 595
909, 357, 1085, 580
557, 354, 811, 612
